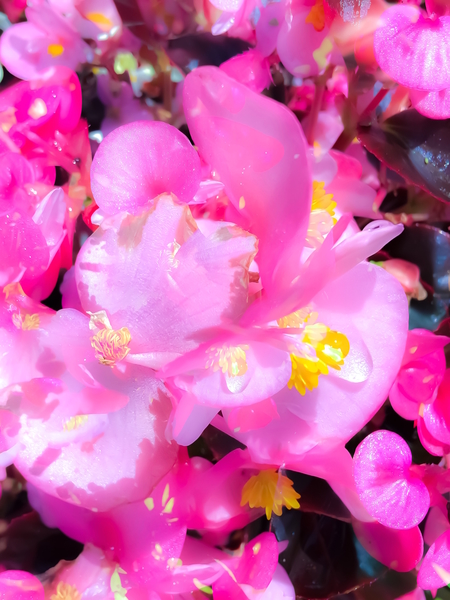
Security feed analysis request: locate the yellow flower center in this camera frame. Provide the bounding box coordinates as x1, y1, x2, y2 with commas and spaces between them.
206, 345, 249, 377
90, 327, 131, 366
51, 582, 82, 600
241, 469, 301, 520
306, 181, 337, 248
47, 44, 65, 57
279, 308, 350, 395
305, 0, 326, 31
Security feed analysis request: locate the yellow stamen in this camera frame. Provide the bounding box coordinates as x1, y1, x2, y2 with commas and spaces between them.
63, 415, 88, 432
279, 307, 350, 395
12, 312, 40, 331
3, 282, 25, 299
47, 44, 64, 57
51, 582, 82, 600
90, 327, 131, 366
306, 181, 337, 248
241, 469, 300, 520
289, 328, 350, 395
206, 345, 249, 377
305, 0, 325, 31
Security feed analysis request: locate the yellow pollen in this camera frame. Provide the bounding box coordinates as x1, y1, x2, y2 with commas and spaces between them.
144, 497, 154, 511
193, 578, 213, 595
64, 415, 88, 431
305, 0, 325, 31
3, 282, 25, 299
90, 327, 131, 366
86, 12, 113, 31
277, 307, 316, 329
28, 98, 47, 120
206, 344, 249, 377
313, 37, 333, 70
110, 567, 128, 599
241, 469, 300, 520
0, 107, 17, 132
278, 307, 350, 395
12, 312, 40, 330
51, 582, 82, 600
47, 44, 65, 57
239, 196, 246, 209
289, 328, 350, 395
306, 181, 337, 248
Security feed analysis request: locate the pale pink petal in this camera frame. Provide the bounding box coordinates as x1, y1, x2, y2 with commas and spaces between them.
76, 195, 257, 357
183, 66, 312, 297
220, 50, 272, 93
277, 9, 331, 78
91, 121, 202, 215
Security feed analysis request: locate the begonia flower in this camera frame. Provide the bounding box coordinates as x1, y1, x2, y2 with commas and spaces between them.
157, 67, 409, 465
0, 0, 93, 80
374, 3, 450, 119
390, 329, 448, 421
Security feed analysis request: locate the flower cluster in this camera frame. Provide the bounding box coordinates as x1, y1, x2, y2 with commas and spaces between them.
0, 0, 449, 598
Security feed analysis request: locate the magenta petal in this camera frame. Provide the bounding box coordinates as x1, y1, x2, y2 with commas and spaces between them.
354, 430, 430, 529
353, 519, 423, 572
0, 571, 45, 600
235, 532, 279, 588
418, 529, 450, 590
410, 86, 450, 119
183, 66, 312, 296
91, 121, 202, 215
374, 5, 450, 91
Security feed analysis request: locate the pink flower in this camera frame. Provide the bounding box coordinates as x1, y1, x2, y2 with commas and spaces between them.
390, 329, 448, 421
418, 370, 450, 456
418, 529, 450, 590
374, 4, 450, 119
0, 0, 93, 80
158, 67, 409, 464
28, 450, 294, 596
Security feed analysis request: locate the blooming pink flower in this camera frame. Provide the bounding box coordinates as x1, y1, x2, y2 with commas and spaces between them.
374, 3, 450, 119
0, 0, 93, 80
157, 67, 409, 466
390, 329, 449, 421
